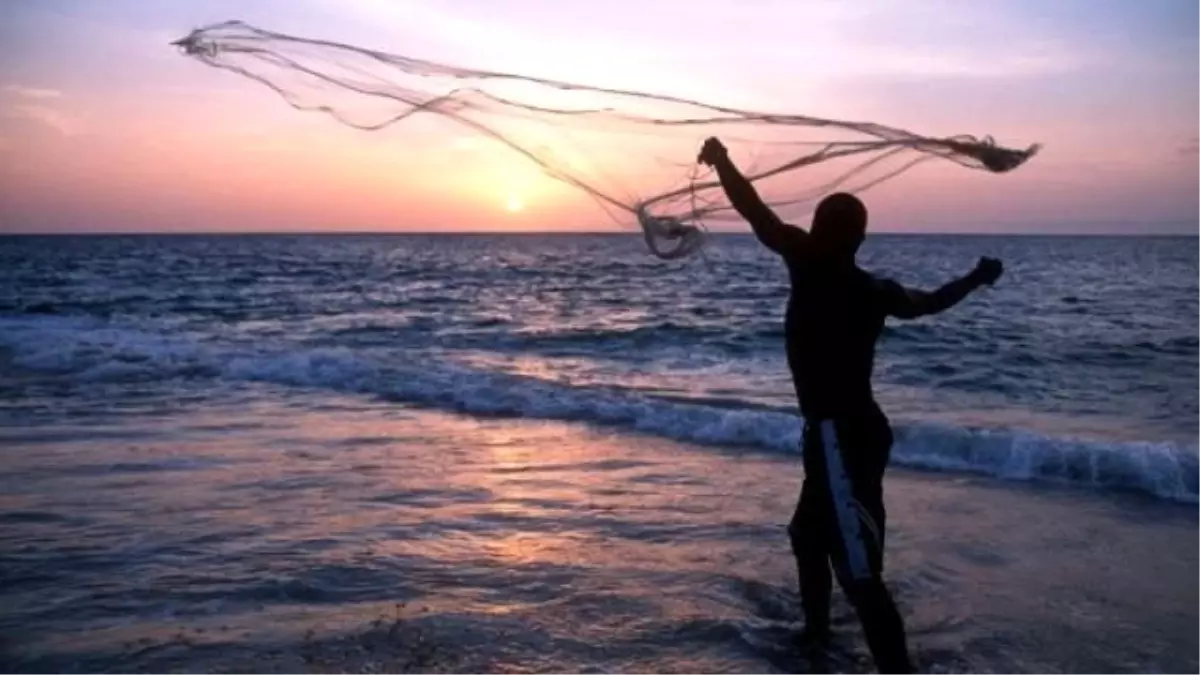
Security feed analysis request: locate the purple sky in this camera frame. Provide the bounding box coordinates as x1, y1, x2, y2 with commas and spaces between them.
0, 0, 1196, 234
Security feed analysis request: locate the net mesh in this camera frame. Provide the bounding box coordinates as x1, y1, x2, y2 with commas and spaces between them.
174, 20, 1040, 259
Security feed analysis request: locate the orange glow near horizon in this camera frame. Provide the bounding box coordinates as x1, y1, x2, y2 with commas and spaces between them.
0, 1, 1195, 234
0, 88, 1192, 235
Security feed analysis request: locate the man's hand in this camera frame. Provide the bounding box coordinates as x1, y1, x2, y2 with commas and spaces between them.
971, 257, 1003, 286
885, 257, 1004, 319
697, 137, 728, 167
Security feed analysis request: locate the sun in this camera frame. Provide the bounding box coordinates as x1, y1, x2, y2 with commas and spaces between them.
505, 196, 524, 213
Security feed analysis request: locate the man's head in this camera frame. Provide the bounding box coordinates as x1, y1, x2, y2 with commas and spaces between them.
810, 192, 867, 260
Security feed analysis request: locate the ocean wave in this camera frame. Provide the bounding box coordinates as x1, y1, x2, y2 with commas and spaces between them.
2, 316, 1196, 503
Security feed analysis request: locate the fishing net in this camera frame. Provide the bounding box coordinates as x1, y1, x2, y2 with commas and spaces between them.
173, 20, 1039, 259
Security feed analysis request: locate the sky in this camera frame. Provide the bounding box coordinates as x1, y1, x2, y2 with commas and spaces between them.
0, 0, 1196, 234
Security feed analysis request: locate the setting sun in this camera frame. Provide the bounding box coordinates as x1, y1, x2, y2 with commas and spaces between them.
505, 196, 524, 213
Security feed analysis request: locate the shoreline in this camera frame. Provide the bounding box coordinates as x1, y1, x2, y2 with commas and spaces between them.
5, 402, 1196, 673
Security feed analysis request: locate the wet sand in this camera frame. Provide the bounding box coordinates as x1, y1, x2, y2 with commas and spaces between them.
4, 400, 1196, 673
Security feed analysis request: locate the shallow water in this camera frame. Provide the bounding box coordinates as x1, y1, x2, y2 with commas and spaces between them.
3, 395, 1195, 673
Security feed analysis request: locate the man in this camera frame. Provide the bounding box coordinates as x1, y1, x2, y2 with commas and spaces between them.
697, 137, 1002, 674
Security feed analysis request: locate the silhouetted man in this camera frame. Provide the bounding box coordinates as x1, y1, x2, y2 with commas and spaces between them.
698, 137, 1002, 674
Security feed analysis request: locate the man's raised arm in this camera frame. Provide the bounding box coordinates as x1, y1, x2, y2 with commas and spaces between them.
698, 137, 807, 256
883, 257, 1004, 319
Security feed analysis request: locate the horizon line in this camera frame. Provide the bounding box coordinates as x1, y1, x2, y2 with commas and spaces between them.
0, 230, 1196, 237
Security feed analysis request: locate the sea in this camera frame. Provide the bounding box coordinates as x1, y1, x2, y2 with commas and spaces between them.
1, 233, 1196, 673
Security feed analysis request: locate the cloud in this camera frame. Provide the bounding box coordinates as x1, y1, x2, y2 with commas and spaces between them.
1, 81, 78, 133
3, 84, 63, 100
1179, 137, 1199, 156
2, 83, 79, 135
6, 103, 80, 136
325, 0, 1093, 88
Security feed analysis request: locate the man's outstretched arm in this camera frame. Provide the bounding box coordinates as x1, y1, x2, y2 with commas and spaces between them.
884, 257, 1003, 319
698, 137, 807, 256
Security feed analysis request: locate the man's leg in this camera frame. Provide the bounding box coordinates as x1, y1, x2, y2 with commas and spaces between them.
816, 419, 913, 674
787, 474, 832, 642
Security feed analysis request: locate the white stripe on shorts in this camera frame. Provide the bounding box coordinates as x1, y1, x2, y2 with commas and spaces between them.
819, 419, 870, 581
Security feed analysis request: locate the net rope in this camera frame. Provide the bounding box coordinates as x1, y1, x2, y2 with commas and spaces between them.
174, 20, 1040, 259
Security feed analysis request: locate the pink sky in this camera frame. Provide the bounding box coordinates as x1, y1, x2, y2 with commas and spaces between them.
0, 0, 1196, 234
